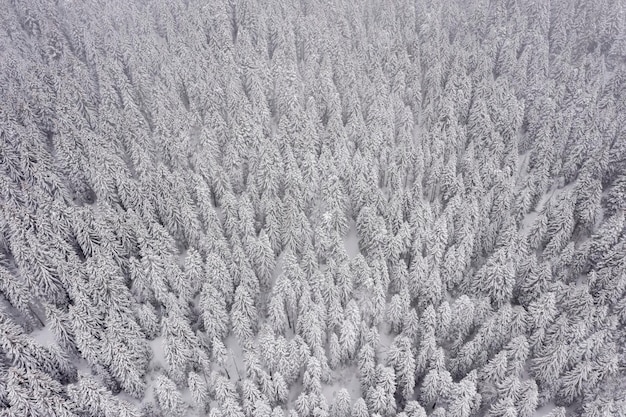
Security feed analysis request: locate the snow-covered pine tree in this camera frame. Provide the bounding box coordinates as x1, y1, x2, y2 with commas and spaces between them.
386, 335, 415, 399
420, 366, 453, 410
153, 374, 186, 417
162, 309, 198, 384
200, 283, 230, 343
329, 388, 351, 417
350, 398, 368, 417
231, 284, 257, 343
67, 373, 141, 417
104, 311, 150, 398
188, 371, 210, 413
446, 370, 481, 417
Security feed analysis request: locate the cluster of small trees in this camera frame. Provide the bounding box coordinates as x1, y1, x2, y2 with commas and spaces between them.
0, 0, 625, 416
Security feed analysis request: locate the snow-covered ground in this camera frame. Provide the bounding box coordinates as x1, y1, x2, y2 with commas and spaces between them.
30, 323, 56, 346
342, 221, 361, 259
321, 365, 361, 405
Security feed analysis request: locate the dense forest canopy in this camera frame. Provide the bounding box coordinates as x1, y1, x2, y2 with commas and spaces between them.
1, 0, 626, 416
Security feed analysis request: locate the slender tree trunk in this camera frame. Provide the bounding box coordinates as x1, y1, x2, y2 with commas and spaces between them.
29, 304, 46, 327
232, 356, 242, 381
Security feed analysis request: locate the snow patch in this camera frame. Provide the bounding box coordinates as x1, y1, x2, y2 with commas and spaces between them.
272, 251, 285, 283
321, 365, 361, 405
30, 324, 57, 346
214, 206, 224, 224
519, 181, 578, 237
343, 220, 360, 259
176, 249, 188, 268
223, 335, 245, 382
533, 403, 558, 417
148, 336, 166, 368
377, 326, 395, 363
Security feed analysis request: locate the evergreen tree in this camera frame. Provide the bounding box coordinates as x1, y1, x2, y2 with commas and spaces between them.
330, 389, 351, 417
44, 303, 77, 353
273, 372, 289, 405
104, 311, 150, 398
357, 343, 376, 394
351, 398, 368, 417
446, 371, 481, 417
188, 372, 210, 413
162, 309, 198, 384
386, 335, 416, 399
472, 246, 515, 307
517, 380, 539, 417
420, 367, 452, 410
67, 373, 141, 417
200, 283, 230, 342
232, 284, 257, 342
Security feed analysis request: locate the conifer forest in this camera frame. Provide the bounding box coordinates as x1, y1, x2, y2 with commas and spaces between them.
2, 0, 626, 416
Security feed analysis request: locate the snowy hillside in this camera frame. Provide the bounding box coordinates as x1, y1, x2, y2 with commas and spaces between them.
1, 0, 626, 417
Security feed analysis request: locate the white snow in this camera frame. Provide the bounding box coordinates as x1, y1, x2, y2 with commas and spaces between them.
377, 325, 395, 363
176, 249, 188, 268
533, 403, 558, 417
272, 251, 286, 283
223, 335, 245, 382
321, 365, 361, 405
30, 324, 57, 346
342, 220, 360, 259
519, 181, 578, 237
515, 149, 532, 178
148, 336, 166, 368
